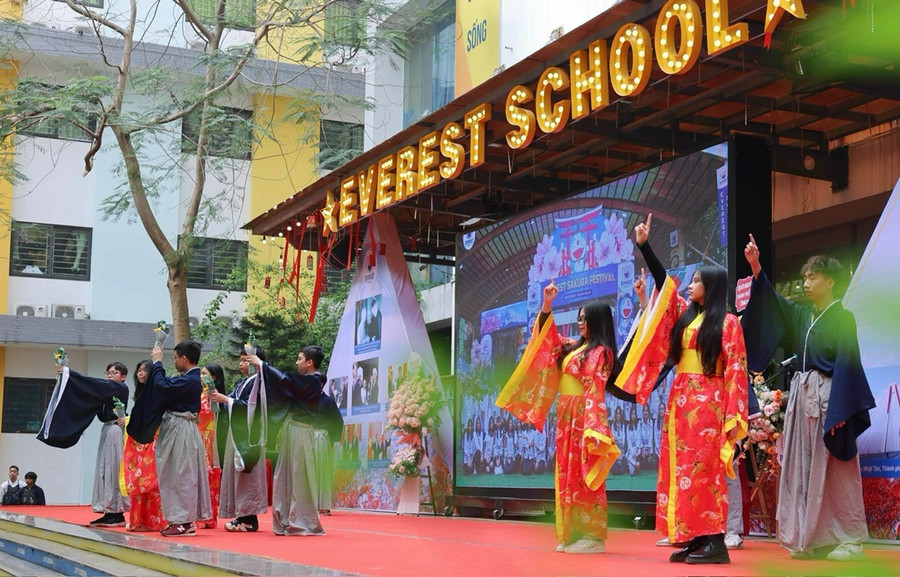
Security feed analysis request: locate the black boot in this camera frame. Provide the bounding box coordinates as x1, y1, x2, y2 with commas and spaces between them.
686, 534, 730, 564
669, 537, 706, 563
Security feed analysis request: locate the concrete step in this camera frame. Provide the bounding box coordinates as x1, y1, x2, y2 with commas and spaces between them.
0, 549, 68, 577
0, 511, 352, 576
0, 530, 171, 576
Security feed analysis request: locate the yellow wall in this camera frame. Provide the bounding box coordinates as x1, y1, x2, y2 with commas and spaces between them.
250, 93, 320, 301
0, 0, 23, 19
0, 61, 17, 438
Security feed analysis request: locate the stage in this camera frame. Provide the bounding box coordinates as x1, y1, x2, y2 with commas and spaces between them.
3, 505, 898, 576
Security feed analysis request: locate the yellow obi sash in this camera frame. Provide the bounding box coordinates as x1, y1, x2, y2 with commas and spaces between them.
675, 313, 724, 376
559, 345, 586, 396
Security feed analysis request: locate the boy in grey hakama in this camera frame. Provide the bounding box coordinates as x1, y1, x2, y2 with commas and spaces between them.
127, 340, 212, 536
156, 411, 212, 524
246, 346, 343, 536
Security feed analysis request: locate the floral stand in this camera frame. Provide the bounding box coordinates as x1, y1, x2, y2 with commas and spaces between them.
397, 475, 421, 515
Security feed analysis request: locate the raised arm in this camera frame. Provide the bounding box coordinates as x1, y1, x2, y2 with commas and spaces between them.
634, 214, 666, 291
744, 233, 762, 279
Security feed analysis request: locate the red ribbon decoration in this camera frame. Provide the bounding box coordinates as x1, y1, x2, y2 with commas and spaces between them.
396, 430, 423, 449
368, 220, 377, 268
287, 221, 307, 325
308, 225, 332, 324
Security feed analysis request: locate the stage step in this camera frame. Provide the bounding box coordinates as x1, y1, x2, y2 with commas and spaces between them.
0, 549, 68, 577
0, 529, 171, 576
0, 511, 352, 576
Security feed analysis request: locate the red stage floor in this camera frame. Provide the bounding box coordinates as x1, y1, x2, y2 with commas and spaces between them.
14, 505, 900, 577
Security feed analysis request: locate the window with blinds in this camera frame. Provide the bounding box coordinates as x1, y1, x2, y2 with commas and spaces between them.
324, 0, 362, 46
319, 119, 364, 171
181, 106, 253, 160
189, 0, 256, 30
19, 116, 96, 142
2, 378, 55, 434
183, 236, 248, 290
9, 222, 91, 280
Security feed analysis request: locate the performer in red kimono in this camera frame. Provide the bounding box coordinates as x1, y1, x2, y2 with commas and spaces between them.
614, 214, 748, 565
122, 360, 165, 532
496, 280, 621, 554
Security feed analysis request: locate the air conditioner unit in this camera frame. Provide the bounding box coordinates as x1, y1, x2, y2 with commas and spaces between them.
15, 304, 50, 318
351, 65, 366, 74
52, 304, 86, 320
189, 316, 201, 329
73, 24, 94, 36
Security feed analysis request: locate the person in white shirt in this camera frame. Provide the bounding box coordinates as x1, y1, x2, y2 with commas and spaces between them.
1, 465, 24, 504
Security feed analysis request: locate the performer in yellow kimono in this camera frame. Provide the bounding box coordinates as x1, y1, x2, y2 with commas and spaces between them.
615, 214, 749, 565
497, 280, 621, 554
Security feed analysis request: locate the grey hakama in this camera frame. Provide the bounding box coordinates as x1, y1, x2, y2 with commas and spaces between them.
272, 421, 323, 535
156, 411, 212, 524
776, 370, 868, 553
313, 428, 334, 511
93, 421, 130, 513
219, 438, 268, 518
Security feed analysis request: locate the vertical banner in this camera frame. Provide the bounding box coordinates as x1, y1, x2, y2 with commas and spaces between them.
327, 213, 453, 510
455, 0, 501, 97
847, 176, 900, 541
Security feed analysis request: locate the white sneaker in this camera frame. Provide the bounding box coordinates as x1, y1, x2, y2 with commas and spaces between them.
724, 534, 744, 549
826, 543, 864, 562
556, 543, 566, 552
564, 538, 605, 554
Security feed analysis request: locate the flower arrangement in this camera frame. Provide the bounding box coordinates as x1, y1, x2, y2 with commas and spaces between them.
388, 446, 423, 477
386, 353, 443, 478
53, 346, 68, 366
112, 396, 126, 419
153, 320, 169, 347
743, 367, 789, 471
386, 356, 443, 433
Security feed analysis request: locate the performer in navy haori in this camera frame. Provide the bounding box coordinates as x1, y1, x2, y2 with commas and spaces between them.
209, 346, 270, 533
244, 345, 343, 536
38, 350, 130, 526
126, 340, 212, 537
742, 235, 875, 561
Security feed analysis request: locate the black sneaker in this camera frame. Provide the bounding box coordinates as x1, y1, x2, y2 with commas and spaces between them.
89, 513, 111, 526
95, 512, 126, 527
224, 516, 259, 532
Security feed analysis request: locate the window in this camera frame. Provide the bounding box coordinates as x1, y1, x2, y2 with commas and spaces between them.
19, 111, 97, 143
9, 222, 92, 280
319, 119, 363, 171
2, 378, 55, 434
181, 106, 253, 160
183, 236, 248, 290
52, 0, 103, 8
403, 3, 455, 127
188, 0, 256, 30
324, 0, 362, 46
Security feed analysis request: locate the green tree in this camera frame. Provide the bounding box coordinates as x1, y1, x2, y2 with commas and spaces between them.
0, 0, 417, 342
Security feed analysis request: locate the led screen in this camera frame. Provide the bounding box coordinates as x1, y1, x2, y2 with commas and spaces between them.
454, 141, 730, 494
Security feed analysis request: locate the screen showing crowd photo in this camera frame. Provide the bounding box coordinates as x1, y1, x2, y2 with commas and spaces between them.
454, 141, 731, 493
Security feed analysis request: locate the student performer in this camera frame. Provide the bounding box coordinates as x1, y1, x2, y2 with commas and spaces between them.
497, 280, 621, 554
742, 235, 874, 561
613, 214, 749, 565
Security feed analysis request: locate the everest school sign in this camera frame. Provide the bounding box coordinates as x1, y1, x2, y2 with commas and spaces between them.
320, 0, 807, 236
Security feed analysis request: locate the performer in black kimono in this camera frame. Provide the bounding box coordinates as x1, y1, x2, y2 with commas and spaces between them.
742, 235, 875, 561
38, 361, 130, 526
245, 345, 343, 535
127, 340, 212, 537
210, 346, 270, 532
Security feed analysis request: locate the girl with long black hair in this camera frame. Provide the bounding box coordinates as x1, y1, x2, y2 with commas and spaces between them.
614, 214, 749, 565
497, 280, 622, 554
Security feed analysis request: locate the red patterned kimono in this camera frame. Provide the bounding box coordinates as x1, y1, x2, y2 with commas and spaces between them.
122, 427, 165, 532
197, 394, 222, 529
497, 314, 620, 544
615, 277, 748, 542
